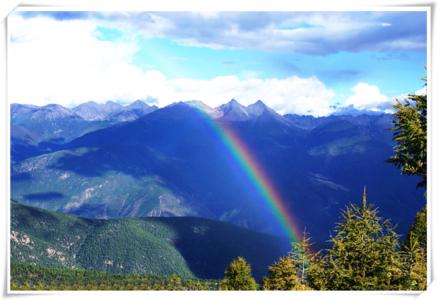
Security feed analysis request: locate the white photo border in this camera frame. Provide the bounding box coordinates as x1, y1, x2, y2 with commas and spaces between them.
0, 1, 435, 299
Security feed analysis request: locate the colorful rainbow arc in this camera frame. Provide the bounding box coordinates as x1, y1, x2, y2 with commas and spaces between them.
191, 104, 301, 242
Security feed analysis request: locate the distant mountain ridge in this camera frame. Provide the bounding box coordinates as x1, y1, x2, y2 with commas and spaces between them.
11, 99, 387, 125
12, 100, 158, 123
10, 100, 158, 162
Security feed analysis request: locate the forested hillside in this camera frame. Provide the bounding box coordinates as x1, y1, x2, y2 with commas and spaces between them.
11, 202, 289, 280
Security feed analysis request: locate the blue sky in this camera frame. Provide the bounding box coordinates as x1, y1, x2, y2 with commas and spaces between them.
9, 11, 427, 116
132, 37, 425, 100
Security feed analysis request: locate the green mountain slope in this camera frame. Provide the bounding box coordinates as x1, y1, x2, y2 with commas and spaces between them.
11, 202, 290, 280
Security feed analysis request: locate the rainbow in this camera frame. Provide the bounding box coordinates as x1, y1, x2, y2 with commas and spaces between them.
190, 103, 301, 242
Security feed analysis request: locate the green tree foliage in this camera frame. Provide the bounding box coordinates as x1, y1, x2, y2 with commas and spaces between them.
10, 264, 219, 291
219, 257, 257, 290
261, 256, 299, 290
388, 90, 427, 188
400, 206, 427, 290
325, 194, 402, 290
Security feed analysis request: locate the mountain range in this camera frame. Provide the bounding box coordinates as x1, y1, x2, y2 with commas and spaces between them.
10, 99, 424, 244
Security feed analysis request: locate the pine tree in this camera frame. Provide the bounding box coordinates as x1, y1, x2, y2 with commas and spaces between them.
262, 230, 316, 290
386, 78, 427, 290
219, 257, 257, 290
388, 87, 427, 188
261, 256, 299, 290
325, 188, 402, 290
290, 229, 312, 285
289, 230, 328, 290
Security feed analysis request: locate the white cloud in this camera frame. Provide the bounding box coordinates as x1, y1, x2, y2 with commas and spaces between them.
8, 14, 335, 116
9, 15, 140, 106
344, 83, 390, 111
103, 12, 426, 54
165, 75, 335, 116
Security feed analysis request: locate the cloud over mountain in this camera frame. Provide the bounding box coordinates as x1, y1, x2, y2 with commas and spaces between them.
9, 14, 334, 116
345, 82, 392, 112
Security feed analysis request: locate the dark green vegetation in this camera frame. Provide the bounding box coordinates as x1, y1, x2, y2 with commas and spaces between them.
11, 264, 218, 290
11, 202, 289, 280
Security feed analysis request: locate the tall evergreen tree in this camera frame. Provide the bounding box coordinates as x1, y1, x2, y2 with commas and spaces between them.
219, 257, 257, 290
290, 229, 312, 285
388, 86, 427, 188
325, 188, 402, 290
262, 230, 315, 290
387, 77, 427, 290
